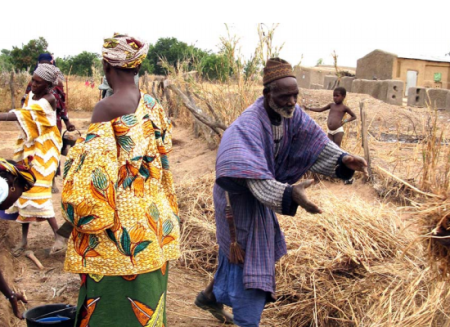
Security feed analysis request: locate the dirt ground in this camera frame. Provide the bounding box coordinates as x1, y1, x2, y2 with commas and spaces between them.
0, 89, 428, 326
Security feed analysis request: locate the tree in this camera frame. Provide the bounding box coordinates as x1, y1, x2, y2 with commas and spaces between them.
316, 58, 324, 66
55, 57, 70, 74
139, 57, 154, 76
10, 37, 49, 72
200, 53, 232, 82
0, 49, 13, 72
56, 52, 101, 76
147, 38, 207, 75
243, 56, 261, 81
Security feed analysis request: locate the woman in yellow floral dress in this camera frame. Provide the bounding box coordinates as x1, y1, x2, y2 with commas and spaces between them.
62, 34, 180, 327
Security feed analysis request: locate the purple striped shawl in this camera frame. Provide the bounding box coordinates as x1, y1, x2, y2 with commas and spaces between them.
214, 96, 329, 293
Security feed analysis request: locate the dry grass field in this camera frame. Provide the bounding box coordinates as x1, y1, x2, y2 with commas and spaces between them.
1, 71, 450, 326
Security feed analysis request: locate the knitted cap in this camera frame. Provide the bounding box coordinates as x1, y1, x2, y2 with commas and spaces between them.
263, 58, 296, 85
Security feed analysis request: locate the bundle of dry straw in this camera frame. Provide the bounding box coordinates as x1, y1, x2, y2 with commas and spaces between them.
413, 196, 450, 279
177, 174, 450, 326
267, 187, 450, 327
177, 173, 218, 274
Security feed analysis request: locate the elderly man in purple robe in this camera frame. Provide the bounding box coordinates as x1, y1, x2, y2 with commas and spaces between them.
194, 58, 368, 327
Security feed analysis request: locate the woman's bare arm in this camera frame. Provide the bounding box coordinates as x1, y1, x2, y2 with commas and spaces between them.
0, 112, 18, 121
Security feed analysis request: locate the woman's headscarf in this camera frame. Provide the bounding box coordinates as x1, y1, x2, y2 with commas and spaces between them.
32, 53, 55, 74
102, 33, 149, 69
34, 63, 65, 86
0, 156, 36, 188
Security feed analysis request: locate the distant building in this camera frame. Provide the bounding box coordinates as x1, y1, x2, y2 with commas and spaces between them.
356, 49, 450, 95
295, 65, 355, 89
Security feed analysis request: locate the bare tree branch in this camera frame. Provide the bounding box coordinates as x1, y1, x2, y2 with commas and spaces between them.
193, 92, 223, 124
167, 84, 227, 136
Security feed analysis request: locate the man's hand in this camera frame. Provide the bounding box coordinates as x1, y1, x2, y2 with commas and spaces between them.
432, 223, 450, 247
10, 292, 27, 319
65, 120, 76, 132
292, 179, 322, 214
342, 155, 368, 178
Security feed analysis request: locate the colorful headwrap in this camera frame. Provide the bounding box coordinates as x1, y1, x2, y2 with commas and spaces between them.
263, 58, 296, 85
34, 63, 65, 86
0, 156, 36, 188
102, 33, 149, 69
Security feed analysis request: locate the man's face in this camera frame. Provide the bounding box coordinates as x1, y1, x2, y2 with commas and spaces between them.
267, 77, 299, 119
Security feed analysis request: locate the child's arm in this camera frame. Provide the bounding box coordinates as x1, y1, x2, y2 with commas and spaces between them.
342, 106, 357, 124
304, 103, 331, 112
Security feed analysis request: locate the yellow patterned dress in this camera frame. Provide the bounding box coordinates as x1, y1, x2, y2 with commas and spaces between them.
62, 93, 180, 327
8, 92, 61, 221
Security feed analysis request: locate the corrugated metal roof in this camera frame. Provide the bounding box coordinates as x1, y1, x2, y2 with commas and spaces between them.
397, 53, 450, 63
298, 66, 356, 73
360, 50, 450, 63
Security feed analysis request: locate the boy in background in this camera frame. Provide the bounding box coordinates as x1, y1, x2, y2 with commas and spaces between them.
305, 86, 357, 184
305, 87, 356, 146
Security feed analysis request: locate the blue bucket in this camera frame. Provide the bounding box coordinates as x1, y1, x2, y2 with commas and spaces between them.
23, 304, 76, 327
0, 210, 18, 221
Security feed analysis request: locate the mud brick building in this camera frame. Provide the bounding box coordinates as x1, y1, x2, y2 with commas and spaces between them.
356, 50, 450, 95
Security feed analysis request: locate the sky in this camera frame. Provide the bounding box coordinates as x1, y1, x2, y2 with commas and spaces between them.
1, 0, 449, 68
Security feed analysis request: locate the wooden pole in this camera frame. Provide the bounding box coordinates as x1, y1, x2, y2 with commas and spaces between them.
9, 71, 15, 109
360, 102, 364, 148
165, 87, 173, 117
65, 76, 69, 106
66, 65, 72, 108
360, 101, 372, 180
152, 81, 158, 101
143, 72, 149, 94
185, 85, 200, 138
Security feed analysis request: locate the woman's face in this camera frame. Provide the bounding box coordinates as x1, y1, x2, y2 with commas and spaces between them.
0, 175, 25, 210
31, 74, 50, 95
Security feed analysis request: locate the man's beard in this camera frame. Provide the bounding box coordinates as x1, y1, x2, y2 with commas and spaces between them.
269, 98, 295, 119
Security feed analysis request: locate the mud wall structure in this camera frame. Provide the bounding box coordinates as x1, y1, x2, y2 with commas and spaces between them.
295, 67, 342, 89
407, 87, 450, 109
340, 77, 355, 92
356, 50, 396, 80
323, 75, 338, 90
352, 79, 403, 105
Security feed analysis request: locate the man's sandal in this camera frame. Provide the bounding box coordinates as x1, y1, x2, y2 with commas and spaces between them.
195, 291, 234, 324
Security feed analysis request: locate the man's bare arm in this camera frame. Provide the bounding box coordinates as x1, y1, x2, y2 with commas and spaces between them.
304, 103, 331, 112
